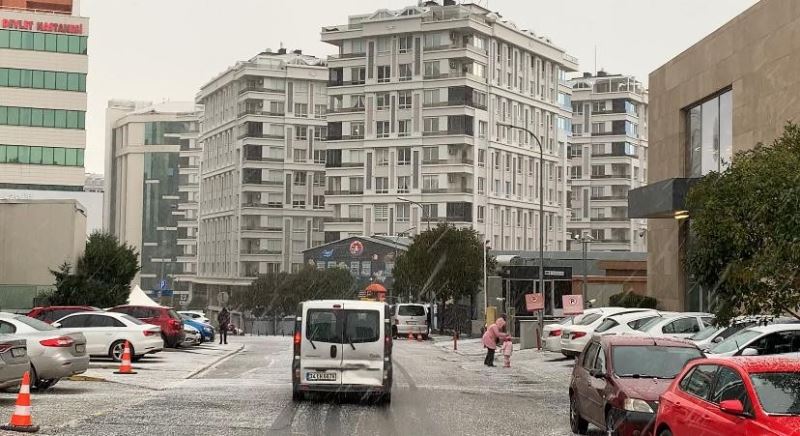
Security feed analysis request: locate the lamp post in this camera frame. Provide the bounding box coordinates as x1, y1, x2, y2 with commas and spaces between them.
573, 232, 594, 304
498, 121, 545, 337
483, 239, 490, 323
397, 196, 430, 231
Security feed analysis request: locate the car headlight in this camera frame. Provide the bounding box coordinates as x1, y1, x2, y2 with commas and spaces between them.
204, 327, 212, 333
623, 398, 654, 413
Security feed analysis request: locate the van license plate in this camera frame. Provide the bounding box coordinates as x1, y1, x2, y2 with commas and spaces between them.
406, 321, 416, 325
11, 348, 25, 358
306, 372, 336, 382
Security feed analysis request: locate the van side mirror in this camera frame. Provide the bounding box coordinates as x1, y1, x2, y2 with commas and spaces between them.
741, 347, 759, 357
719, 400, 745, 416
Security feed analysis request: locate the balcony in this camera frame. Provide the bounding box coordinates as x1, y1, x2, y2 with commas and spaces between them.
422, 187, 473, 194
241, 202, 283, 209
238, 109, 285, 117
590, 195, 629, 201
243, 155, 284, 163
325, 217, 364, 223
324, 134, 364, 141
327, 106, 365, 114
242, 180, 284, 187
238, 86, 285, 95
328, 52, 366, 60
591, 216, 630, 222
423, 129, 473, 137
424, 71, 467, 80
324, 190, 364, 195
326, 161, 364, 168
241, 225, 282, 231
238, 132, 285, 140
591, 174, 631, 179
592, 152, 639, 158
422, 158, 474, 165
240, 249, 282, 255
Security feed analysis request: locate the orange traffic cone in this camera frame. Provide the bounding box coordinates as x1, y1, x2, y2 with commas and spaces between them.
1, 370, 39, 433
407, 332, 414, 340
113, 341, 137, 375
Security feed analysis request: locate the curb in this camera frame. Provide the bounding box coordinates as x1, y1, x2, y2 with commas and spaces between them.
186, 343, 245, 379
66, 375, 107, 382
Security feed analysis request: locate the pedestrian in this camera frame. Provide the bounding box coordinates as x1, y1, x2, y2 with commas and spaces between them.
481, 317, 508, 367
502, 336, 513, 368
217, 307, 230, 345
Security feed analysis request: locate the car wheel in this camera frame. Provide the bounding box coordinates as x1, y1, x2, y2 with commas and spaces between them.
606, 408, 620, 436
35, 378, 58, 391
109, 340, 133, 362
659, 429, 673, 436
569, 394, 589, 435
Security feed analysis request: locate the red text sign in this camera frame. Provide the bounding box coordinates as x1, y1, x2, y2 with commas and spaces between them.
2, 19, 83, 34
562, 295, 584, 315
525, 293, 544, 312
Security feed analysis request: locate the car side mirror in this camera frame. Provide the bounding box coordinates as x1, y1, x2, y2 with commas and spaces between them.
52, 322, 61, 328
713, 336, 724, 343
741, 347, 759, 357
719, 400, 745, 416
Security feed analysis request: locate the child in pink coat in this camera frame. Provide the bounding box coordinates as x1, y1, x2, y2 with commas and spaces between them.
502, 336, 513, 368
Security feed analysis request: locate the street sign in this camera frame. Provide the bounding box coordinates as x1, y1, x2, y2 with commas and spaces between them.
159, 279, 168, 290
562, 295, 585, 315
525, 293, 544, 312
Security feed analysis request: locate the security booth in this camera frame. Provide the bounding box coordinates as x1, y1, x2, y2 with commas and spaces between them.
499, 265, 574, 317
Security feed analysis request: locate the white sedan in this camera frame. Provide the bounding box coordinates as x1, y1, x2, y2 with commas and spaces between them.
592, 310, 662, 336
54, 312, 164, 361
707, 324, 800, 357
559, 308, 654, 357
634, 312, 715, 339
541, 309, 604, 353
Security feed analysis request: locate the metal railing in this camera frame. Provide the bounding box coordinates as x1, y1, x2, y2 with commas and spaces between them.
238, 110, 285, 117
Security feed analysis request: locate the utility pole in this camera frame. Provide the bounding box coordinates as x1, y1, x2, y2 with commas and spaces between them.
573, 232, 594, 304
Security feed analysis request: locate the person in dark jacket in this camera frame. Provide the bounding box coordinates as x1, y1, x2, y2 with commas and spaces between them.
217, 308, 230, 345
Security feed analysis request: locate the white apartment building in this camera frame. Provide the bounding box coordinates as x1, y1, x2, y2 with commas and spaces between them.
567, 72, 648, 252
105, 100, 202, 297
193, 49, 329, 296
321, 1, 576, 251
0, 5, 88, 191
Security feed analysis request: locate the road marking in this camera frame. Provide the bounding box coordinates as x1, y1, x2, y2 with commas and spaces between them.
392, 359, 417, 391
187, 343, 246, 379
269, 401, 299, 431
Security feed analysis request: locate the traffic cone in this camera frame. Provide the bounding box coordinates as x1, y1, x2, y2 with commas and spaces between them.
1, 370, 39, 433
113, 341, 137, 375
407, 332, 414, 340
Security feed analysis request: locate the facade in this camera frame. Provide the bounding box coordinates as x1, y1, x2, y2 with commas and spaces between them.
320, 2, 577, 252
0, 1, 89, 191
629, 0, 800, 311
0, 198, 86, 311
84, 172, 102, 192
0, 186, 100, 232
567, 72, 648, 252
193, 49, 329, 298
104, 100, 201, 295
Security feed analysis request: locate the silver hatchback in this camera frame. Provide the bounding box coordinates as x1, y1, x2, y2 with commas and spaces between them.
0, 338, 28, 390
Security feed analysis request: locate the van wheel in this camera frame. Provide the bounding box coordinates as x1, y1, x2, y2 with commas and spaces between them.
380, 392, 391, 405
292, 387, 304, 402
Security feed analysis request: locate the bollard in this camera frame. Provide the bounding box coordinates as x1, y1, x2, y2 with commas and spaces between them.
536, 327, 542, 351
453, 332, 458, 351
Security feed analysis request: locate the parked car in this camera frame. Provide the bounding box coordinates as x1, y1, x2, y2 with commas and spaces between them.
655, 357, 800, 436
593, 310, 662, 336
182, 324, 201, 346
707, 324, 800, 357
54, 312, 163, 361
632, 312, 715, 339
569, 335, 704, 436
26, 305, 100, 324
109, 305, 184, 348
178, 310, 211, 325
180, 314, 214, 343
391, 303, 428, 339
0, 338, 28, 390
292, 300, 392, 403
542, 309, 604, 353
690, 316, 771, 351
560, 308, 652, 358
0, 312, 89, 389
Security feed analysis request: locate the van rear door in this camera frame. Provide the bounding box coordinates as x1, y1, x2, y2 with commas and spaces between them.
340, 306, 384, 388
300, 305, 343, 387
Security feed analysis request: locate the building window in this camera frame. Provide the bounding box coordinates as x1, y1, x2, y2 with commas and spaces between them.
0, 106, 85, 130
351, 67, 366, 85
396, 203, 410, 222
376, 121, 390, 138
397, 176, 410, 194
0, 145, 84, 167
478, 149, 486, 166
377, 65, 391, 83
350, 177, 364, 193
377, 36, 391, 54
423, 61, 440, 78
0, 30, 88, 55
376, 93, 390, 110
423, 33, 442, 49
569, 145, 583, 157
590, 207, 606, 219
312, 172, 325, 186
477, 177, 485, 194
687, 89, 733, 176
570, 166, 582, 179
0, 68, 87, 92
478, 121, 487, 138
592, 165, 605, 176
293, 149, 307, 162
424, 89, 439, 105
313, 195, 325, 209
592, 122, 606, 134
351, 122, 364, 138
375, 204, 388, 221
398, 120, 411, 137
398, 147, 411, 165
423, 117, 439, 133
398, 35, 413, 54
398, 90, 412, 109
399, 64, 412, 81
422, 175, 438, 191
376, 149, 389, 165
293, 172, 307, 186
592, 143, 605, 155
422, 203, 438, 220
375, 177, 389, 193
313, 150, 326, 164
477, 206, 485, 223
591, 186, 604, 198
423, 146, 438, 162
294, 126, 308, 140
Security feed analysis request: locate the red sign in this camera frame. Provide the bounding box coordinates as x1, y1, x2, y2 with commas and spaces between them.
1, 19, 83, 35
348, 240, 364, 256
562, 295, 584, 315
525, 293, 544, 312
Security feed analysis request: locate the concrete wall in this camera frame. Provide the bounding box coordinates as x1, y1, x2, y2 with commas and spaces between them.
647, 0, 800, 310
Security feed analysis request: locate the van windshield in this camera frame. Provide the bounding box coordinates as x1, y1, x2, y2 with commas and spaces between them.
306, 309, 380, 344
307, 310, 341, 343
398, 305, 425, 317
344, 310, 379, 343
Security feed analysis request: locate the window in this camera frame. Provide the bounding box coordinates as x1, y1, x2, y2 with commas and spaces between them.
570, 166, 582, 179
349, 205, 363, 219
375, 177, 389, 193
397, 147, 411, 165
376, 149, 389, 166
398, 35, 413, 54
396, 203, 410, 221
422, 203, 438, 220
377, 37, 391, 54
398, 91, 412, 109
294, 103, 308, 117
477, 177, 485, 194
424, 89, 439, 105
294, 126, 308, 140
0, 68, 87, 92
376, 121, 390, 138
313, 150, 326, 164
399, 64, 412, 81
591, 186, 604, 198
292, 149, 307, 162
397, 176, 410, 194
478, 121, 487, 138
0, 106, 85, 130
478, 149, 486, 166
614, 346, 704, 379
591, 165, 605, 176
746, 331, 800, 356
592, 144, 605, 155
750, 372, 800, 415
423, 61, 440, 78
376, 93, 390, 110
423, 146, 438, 162
306, 310, 341, 343
293, 172, 307, 186
422, 175, 438, 191
423, 33, 442, 49
375, 204, 388, 221
592, 122, 606, 134
0, 145, 84, 167
377, 65, 391, 83
398, 120, 410, 137
0, 30, 88, 55
351, 122, 365, 138
477, 206, 485, 223
680, 365, 718, 400
687, 89, 733, 176
582, 342, 600, 369
351, 67, 366, 85
710, 367, 752, 412
663, 317, 701, 335
423, 117, 439, 133
350, 177, 364, 193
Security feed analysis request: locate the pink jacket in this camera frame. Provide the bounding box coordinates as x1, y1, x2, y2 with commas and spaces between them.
482, 318, 508, 350
502, 339, 513, 357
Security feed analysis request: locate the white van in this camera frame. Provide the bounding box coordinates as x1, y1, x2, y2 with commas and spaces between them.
292, 300, 393, 403
391, 303, 429, 339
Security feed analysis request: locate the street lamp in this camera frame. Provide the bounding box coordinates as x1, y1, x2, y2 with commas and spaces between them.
397, 196, 430, 231
483, 239, 490, 323
573, 232, 594, 304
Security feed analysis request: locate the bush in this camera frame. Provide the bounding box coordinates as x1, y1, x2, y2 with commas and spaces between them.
609, 292, 658, 309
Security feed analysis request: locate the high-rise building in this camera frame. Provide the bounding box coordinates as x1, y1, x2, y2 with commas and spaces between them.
320, 2, 576, 252
0, 0, 89, 191
567, 72, 648, 252
104, 100, 201, 296
193, 49, 329, 298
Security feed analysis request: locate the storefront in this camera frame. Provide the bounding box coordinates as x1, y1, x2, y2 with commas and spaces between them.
499, 265, 574, 317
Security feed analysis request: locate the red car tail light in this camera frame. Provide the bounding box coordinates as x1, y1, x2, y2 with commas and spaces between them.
39, 336, 75, 347
549, 329, 562, 337
571, 331, 587, 340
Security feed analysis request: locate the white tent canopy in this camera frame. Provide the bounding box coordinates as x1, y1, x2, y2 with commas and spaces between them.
127, 285, 162, 307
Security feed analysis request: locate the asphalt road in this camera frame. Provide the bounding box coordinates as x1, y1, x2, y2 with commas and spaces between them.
2, 336, 606, 435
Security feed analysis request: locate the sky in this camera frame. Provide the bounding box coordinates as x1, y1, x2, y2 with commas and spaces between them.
79, 0, 759, 174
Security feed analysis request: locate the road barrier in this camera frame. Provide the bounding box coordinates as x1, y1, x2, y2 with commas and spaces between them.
1, 370, 39, 433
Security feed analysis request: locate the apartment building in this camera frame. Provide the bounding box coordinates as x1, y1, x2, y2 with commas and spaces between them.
105, 100, 201, 295
320, 1, 576, 252
193, 49, 328, 297
567, 72, 648, 252
0, 0, 88, 191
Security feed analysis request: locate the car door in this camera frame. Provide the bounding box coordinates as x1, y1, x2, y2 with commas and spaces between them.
300, 305, 343, 387
588, 344, 609, 426
662, 317, 701, 338
340, 306, 384, 388
704, 366, 756, 434
575, 342, 602, 426
59, 314, 103, 355
677, 364, 719, 434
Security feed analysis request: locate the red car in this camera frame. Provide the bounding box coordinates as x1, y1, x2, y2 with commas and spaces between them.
655, 357, 800, 436
569, 335, 704, 436
109, 305, 184, 348
27, 306, 99, 324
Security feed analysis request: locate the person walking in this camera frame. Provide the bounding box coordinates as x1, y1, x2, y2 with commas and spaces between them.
502, 336, 513, 368
217, 307, 230, 345
481, 317, 508, 367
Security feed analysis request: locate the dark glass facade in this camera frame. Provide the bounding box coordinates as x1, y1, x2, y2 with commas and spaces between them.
140, 152, 179, 291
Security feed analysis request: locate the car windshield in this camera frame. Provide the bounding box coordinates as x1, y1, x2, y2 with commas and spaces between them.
397, 305, 425, 316
121, 314, 145, 325
636, 316, 665, 331
576, 313, 602, 326
709, 329, 763, 354
612, 346, 703, 378
750, 372, 800, 415
691, 326, 720, 341
14, 315, 56, 331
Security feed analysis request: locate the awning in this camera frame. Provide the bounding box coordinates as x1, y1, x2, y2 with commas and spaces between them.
628, 178, 701, 219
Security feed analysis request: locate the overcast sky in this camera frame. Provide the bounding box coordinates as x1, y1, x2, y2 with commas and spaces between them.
80, 0, 759, 174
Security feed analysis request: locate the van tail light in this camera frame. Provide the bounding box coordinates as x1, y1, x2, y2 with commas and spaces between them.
384, 331, 392, 356
293, 330, 301, 356
549, 329, 562, 337
571, 331, 586, 340
40, 336, 75, 347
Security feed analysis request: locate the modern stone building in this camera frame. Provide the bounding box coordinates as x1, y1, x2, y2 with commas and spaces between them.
320, 1, 576, 252
193, 49, 329, 299
630, 0, 800, 311
567, 72, 648, 252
